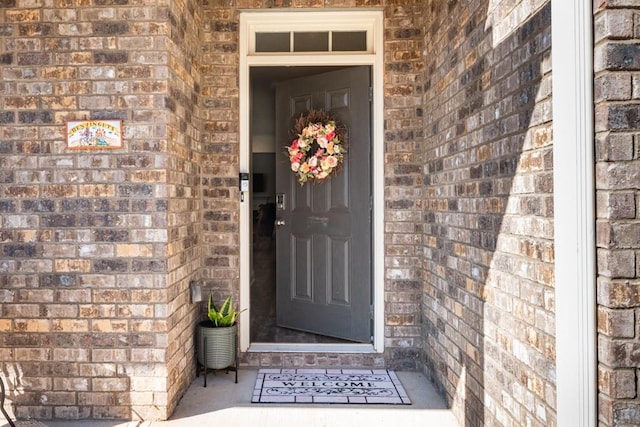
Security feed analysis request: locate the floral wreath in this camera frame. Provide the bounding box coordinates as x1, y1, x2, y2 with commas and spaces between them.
285, 110, 346, 185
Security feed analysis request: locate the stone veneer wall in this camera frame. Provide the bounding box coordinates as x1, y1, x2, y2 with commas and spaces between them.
0, 1, 201, 421
594, 2, 640, 426
420, 1, 555, 426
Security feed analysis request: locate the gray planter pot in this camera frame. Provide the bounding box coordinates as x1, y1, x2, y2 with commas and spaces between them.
196, 321, 237, 370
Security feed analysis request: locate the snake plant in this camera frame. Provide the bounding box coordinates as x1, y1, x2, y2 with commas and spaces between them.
207, 294, 244, 327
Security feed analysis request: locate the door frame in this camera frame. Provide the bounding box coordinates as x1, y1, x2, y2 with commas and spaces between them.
238, 10, 385, 353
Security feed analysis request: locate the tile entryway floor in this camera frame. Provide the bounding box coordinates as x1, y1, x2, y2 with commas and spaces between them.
23, 369, 458, 427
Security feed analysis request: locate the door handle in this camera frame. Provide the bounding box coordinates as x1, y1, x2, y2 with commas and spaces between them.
275, 219, 285, 227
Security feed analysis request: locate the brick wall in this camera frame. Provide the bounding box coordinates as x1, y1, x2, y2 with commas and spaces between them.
3, 0, 632, 425
199, 3, 241, 304
594, 2, 640, 425
198, 0, 424, 370
421, 1, 555, 426
381, 0, 425, 371
0, 0, 432, 419
0, 2, 200, 421
164, 0, 202, 418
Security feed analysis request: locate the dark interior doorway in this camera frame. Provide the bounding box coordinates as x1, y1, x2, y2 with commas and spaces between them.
249, 66, 363, 344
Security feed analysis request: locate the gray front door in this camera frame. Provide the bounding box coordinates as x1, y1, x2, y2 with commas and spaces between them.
275, 66, 372, 343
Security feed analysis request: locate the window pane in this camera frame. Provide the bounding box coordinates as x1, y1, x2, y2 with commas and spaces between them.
332, 31, 367, 51
294, 32, 328, 52
256, 32, 290, 52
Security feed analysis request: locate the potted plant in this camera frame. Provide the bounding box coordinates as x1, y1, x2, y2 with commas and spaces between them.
196, 294, 244, 386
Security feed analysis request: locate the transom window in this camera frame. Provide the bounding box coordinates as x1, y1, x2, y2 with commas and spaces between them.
245, 11, 379, 55
255, 31, 368, 53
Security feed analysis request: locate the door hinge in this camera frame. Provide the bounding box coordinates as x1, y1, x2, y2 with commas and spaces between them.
368, 87, 373, 102
370, 304, 374, 319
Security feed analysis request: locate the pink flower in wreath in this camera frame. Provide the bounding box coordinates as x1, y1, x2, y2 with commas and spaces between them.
326, 155, 339, 168
325, 130, 335, 141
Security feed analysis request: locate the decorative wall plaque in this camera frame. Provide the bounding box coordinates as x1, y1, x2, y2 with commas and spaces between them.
66, 120, 123, 149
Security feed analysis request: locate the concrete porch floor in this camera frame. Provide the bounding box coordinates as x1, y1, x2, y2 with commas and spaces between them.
2, 369, 458, 427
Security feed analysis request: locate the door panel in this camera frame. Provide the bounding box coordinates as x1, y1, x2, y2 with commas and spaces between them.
329, 237, 350, 304
293, 235, 312, 300
275, 66, 372, 343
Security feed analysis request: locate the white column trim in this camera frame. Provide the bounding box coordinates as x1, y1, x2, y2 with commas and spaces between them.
551, 0, 596, 425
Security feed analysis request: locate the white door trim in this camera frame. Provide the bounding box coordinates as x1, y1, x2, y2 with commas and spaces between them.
551, 0, 596, 425
238, 10, 385, 353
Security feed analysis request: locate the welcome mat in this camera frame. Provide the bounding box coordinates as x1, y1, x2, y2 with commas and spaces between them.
252, 368, 411, 404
